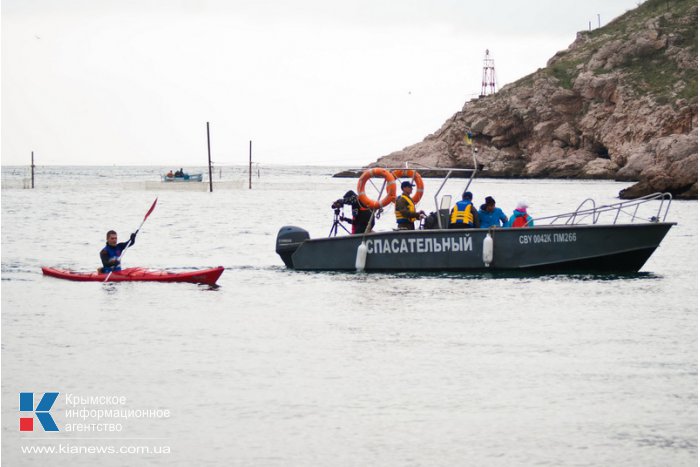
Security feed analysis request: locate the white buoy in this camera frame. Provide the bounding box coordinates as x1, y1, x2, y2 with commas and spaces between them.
355, 242, 368, 271
483, 233, 494, 267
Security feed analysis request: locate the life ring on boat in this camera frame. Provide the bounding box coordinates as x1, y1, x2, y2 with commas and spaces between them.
357, 168, 397, 210
391, 169, 424, 204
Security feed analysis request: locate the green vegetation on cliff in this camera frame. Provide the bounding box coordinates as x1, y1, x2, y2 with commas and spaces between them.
545, 0, 697, 102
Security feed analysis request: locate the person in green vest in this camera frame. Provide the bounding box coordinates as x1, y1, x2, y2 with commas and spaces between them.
395, 181, 425, 230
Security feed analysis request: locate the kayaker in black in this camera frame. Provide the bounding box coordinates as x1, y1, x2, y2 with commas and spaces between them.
100, 230, 136, 273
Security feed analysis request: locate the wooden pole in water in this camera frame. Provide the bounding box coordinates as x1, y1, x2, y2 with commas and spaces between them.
31, 151, 35, 189
249, 140, 252, 189
207, 122, 213, 193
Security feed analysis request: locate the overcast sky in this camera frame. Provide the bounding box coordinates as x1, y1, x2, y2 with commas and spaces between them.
2, 0, 643, 166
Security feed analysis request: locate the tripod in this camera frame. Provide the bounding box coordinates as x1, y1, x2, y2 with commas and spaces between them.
328, 209, 352, 237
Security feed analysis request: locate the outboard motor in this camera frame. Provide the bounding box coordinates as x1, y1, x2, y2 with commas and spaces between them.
275, 226, 310, 268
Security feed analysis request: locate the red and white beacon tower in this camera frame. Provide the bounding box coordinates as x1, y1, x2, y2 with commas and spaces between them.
479, 49, 497, 97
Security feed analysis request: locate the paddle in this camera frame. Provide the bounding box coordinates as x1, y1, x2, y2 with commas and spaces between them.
104, 197, 158, 282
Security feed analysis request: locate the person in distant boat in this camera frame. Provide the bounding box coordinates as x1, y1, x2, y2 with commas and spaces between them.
332, 190, 374, 234
478, 196, 508, 228
449, 191, 480, 229
506, 201, 534, 228
167, 170, 174, 177
395, 181, 425, 230
99, 230, 137, 273
174, 168, 184, 177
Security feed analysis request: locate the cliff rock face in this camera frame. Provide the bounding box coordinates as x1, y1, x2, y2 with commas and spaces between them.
371, 0, 698, 199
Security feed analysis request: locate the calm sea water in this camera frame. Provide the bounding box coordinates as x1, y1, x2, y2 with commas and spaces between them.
2, 166, 697, 466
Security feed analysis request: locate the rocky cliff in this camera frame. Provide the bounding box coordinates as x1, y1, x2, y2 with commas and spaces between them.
369, 0, 698, 199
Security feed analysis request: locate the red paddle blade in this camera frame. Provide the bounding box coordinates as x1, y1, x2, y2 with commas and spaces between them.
143, 198, 158, 221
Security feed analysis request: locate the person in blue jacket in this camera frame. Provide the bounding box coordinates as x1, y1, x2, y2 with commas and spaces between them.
100, 230, 137, 273
477, 196, 508, 228
506, 201, 534, 228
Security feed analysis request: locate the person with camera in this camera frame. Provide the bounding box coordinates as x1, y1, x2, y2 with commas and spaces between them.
332, 190, 374, 234
395, 181, 425, 230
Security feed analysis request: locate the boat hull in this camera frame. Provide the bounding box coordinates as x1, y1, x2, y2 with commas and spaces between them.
277, 223, 675, 273
42, 266, 224, 285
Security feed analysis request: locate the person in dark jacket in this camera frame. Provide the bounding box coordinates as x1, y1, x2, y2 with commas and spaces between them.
333, 190, 374, 234
478, 196, 508, 228
99, 230, 137, 273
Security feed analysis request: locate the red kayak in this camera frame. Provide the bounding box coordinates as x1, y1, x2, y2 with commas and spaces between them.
42, 266, 224, 285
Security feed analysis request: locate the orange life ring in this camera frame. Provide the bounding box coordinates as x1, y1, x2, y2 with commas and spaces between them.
356, 168, 397, 210
392, 169, 424, 204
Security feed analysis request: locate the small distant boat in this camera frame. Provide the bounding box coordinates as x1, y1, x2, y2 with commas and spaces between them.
161, 173, 203, 182
42, 266, 224, 285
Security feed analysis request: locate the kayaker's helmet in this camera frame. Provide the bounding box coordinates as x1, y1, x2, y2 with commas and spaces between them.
517, 200, 529, 210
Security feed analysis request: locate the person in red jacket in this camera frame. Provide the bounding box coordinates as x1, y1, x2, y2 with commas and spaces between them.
506, 201, 534, 228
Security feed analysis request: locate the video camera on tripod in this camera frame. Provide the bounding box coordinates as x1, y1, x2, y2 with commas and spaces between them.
329, 191, 363, 237
329, 199, 351, 237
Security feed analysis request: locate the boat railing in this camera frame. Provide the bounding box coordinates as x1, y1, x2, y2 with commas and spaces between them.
363, 163, 477, 229
363, 149, 479, 229
405, 147, 479, 228
535, 192, 673, 225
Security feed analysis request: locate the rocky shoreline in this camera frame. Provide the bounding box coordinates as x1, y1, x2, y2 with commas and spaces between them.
349, 0, 698, 199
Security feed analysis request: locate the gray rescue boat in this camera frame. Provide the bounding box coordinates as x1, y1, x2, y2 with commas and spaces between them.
276, 155, 675, 273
